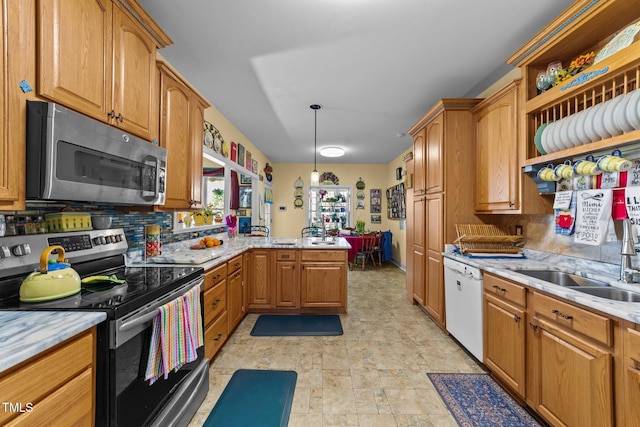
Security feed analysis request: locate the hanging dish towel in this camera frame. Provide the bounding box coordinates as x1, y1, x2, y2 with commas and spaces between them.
181, 285, 204, 363
554, 191, 576, 236
625, 186, 640, 239
574, 189, 615, 246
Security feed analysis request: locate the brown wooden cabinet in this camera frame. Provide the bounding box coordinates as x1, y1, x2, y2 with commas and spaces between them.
275, 250, 299, 308
424, 193, 444, 322
227, 254, 245, 333
411, 196, 426, 306
300, 250, 347, 310
472, 79, 550, 214
483, 273, 527, 398
0, 329, 96, 426
624, 326, 640, 427
530, 292, 614, 427
38, 0, 171, 142
157, 62, 210, 210
406, 99, 482, 328
247, 249, 273, 309
247, 248, 347, 313
203, 263, 228, 361
1, 0, 35, 210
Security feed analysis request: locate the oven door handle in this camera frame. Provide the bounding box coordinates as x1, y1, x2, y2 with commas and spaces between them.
118, 278, 204, 333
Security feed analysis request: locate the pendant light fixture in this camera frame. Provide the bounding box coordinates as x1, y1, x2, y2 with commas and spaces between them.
310, 104, 321, 185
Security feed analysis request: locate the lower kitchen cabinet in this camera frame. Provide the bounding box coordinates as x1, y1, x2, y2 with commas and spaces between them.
483, 274, 527, 398
531, 292, 614, 427
300, 250, 347, 310
203, 263, 228, 361
624, 327, 640, 427
247, 249, 273, 309
275, 250, 299, 308
0, 328, 96, 426
227, 254, 245, 333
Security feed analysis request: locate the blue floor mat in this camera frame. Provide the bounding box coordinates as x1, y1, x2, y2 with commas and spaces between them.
250, 314, 343, 336
203, 369, 297, 427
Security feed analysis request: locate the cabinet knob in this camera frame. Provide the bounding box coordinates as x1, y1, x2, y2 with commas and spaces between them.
116, 113, 124, 123
107, 110, 115, 119
509, 201, 514, 208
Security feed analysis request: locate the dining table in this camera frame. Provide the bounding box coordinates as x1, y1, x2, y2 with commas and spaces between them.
343, 231, 392, 264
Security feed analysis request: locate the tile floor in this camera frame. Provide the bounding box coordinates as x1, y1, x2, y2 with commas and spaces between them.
188, 263, 486, 426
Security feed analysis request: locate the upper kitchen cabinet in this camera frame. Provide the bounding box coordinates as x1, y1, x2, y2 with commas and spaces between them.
472, 79, 551, 214
0, 0, 36, 210
507, 0, 640, 168
38, 0, 172, 142
157, 62, 211, 210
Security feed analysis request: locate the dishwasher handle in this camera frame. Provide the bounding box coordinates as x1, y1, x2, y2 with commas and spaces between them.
444, 259, 482, 280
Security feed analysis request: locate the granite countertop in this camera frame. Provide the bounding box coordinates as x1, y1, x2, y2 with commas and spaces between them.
443, 249, 640, 324
0, 311, 106, 373
132, 236, 351, 268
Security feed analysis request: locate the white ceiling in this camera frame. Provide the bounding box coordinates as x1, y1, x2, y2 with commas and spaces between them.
139, 0, 575, 164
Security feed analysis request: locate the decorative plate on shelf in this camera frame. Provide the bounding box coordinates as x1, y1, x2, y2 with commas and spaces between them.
204, 129, 213, 148
356, 190, 365, 200
294, 198, 303, 208
594, 21, 640, 64
294, 189, 304, 198
319, 172, 339, 185
221, 141, 229, 158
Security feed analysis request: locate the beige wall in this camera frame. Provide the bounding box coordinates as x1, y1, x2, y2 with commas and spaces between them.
270, 158, 410, 267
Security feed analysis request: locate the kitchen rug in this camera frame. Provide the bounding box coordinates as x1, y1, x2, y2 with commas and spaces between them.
203, 369, 297, 427
250, 314, 343, 336
427, 373, 543, 426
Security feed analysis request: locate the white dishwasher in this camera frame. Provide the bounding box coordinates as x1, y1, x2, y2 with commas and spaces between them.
444, 257, 484, 361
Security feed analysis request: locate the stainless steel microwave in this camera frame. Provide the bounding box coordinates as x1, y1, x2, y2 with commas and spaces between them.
26, 101, 166, 205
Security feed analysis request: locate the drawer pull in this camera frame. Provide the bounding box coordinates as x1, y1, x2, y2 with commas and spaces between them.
513, 315, 521, 323
493, 285, 506, 293
282, 255, 290, 259
551, 309, 573, 320
213, 274, 222, 280
212, 298, 221, 306
233, 262, 241, 268
529, 322, 538, 332
213, 333, 223, 341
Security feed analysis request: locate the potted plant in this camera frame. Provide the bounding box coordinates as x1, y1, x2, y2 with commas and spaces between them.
202, 204, 214, 224
356, 220, 366, 233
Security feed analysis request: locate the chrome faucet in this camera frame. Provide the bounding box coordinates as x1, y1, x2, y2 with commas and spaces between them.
620, 219, 638, 283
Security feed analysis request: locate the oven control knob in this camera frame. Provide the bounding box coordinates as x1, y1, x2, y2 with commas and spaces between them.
100, 236, 107, 245
93, 237, 102, 246
12, 243, 31, 256
106, 235, 114, 244
0, 245, 10, 258
115, 234, 123, 242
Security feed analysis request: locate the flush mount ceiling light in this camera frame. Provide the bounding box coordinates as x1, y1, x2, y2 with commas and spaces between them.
310, 104, 321, 185
320, 146, 345, 158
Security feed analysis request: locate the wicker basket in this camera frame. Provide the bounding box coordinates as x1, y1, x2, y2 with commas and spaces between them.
454, 224, 523, 254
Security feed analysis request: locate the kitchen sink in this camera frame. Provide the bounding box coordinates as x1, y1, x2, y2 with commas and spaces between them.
513, 269, 640, 302
311, 241, 336, 245
571, 286, 640, 302
513, 270, 609, 287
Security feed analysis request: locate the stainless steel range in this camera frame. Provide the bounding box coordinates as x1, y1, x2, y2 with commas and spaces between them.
0, 229, 209, 427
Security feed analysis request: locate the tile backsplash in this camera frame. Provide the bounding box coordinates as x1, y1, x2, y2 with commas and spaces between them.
494, 214, 627, 267
5, 203, 224, 254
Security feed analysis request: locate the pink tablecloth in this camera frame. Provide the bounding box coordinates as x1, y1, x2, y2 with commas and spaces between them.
344, 234, 379, 261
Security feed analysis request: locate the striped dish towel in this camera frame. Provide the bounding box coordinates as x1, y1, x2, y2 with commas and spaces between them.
145, 286, 204, 384
182, 285, 204, 362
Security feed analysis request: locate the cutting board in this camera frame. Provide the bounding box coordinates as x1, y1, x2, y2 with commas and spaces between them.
145, 249, 220, 265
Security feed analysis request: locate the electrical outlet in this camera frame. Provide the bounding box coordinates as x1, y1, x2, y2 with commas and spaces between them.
515, 225, 523, 236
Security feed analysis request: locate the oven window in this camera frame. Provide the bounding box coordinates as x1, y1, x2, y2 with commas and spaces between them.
56, 141, 157, 191
114, 321, 203, 427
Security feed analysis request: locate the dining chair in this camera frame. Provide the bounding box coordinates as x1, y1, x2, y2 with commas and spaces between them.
301, 226, 320, 237
352, 232, 378, 270
373, 231, 385, 266
246, 225, 269, 237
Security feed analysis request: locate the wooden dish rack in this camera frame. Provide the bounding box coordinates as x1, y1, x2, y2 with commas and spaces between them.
454, 224, 524, 254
